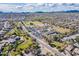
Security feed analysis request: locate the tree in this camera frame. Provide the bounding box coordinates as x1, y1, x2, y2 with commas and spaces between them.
30, 22, 33, 25
75, 36, 79, 43
0, 39, 2, 41
53, 35, 59, 41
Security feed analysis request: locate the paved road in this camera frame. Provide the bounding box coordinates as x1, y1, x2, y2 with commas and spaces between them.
61, 34, 79, 41
21, 21, 63, 56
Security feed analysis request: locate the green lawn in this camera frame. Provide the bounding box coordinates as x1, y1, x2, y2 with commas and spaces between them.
50, 41, 67, 51
2, 21, 36, 56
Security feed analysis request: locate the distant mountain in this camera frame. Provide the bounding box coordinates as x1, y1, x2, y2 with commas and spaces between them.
0, 10, 79, 13
34, 10, 79, 13
35, 11, 46, 13
0, 11, 30, 14
64, 10, 79, 13
0, 11, 3, 13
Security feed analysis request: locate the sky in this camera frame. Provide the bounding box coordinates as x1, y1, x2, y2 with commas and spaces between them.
0, 3, 79, 12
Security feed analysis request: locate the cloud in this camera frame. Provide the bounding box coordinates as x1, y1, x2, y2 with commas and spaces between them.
0, 3, 78, 12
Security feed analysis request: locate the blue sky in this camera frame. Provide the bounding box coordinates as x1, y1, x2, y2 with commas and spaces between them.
0, 3, 79, 12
